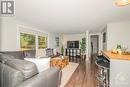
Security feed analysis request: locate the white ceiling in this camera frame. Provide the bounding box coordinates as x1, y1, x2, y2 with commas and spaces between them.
16, 0, 130, 33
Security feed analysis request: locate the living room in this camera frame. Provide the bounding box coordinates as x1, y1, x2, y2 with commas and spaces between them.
0, 0, 130, 87
0, 16, 87, 87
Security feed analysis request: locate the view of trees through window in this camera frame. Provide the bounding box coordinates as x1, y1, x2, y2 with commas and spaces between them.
38, 36, 47, 48
20, 33, 36, 50
20, 33, 48, 50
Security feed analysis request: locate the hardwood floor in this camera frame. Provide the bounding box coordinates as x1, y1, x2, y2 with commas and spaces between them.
65, 58, 97, 87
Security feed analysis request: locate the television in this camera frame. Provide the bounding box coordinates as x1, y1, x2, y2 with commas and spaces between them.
67, 41, 79, 48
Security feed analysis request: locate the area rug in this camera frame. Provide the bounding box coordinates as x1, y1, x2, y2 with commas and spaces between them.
60, 62, 79, 87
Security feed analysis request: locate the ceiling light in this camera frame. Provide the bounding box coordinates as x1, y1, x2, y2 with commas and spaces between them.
115, 0, 130, 6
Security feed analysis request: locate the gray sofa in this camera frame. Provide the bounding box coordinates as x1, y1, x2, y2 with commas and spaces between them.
0, 51, 62, 87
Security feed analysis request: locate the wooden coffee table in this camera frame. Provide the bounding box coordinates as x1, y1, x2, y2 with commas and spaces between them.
50, 56, 69, 69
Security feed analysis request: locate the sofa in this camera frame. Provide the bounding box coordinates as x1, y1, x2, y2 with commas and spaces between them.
0, 51, 62, 87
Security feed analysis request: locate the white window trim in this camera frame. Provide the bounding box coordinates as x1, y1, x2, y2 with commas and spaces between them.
17, 25, 49, 50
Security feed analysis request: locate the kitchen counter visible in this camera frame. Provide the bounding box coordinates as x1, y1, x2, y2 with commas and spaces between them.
102, 51, 130, 60
102, 51, 130, 87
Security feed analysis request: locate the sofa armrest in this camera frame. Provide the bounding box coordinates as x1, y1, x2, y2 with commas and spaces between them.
17, 67, 62, 87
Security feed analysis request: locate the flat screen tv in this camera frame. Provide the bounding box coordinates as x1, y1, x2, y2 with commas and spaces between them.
67, 41, 79, 48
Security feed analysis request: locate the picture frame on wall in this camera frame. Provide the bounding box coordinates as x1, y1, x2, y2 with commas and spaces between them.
103, 32, 106, 43
55, 37, 59, 47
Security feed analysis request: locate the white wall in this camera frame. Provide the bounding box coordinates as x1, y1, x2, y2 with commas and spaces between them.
0, 17, 58, 51
107, 21, 130, 51
49, 32, 62, 53
57, 34, 62, 53
102, 26, 107, 51
48, 32, 56, 48
0, 17, 18, 51
86, 30, 89, 59
62, 33, 86, 49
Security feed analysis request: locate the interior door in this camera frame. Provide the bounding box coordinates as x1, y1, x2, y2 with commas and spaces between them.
90, 35, 99, 55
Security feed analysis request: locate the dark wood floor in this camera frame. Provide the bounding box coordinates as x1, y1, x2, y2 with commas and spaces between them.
65, 58, 97, 87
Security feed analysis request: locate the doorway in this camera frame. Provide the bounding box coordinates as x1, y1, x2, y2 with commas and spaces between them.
90, 35, 99, 58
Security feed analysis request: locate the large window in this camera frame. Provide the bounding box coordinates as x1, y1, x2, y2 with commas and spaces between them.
38, 36, 47, 49
20, 33, 36, 50
20, 32, 48, 50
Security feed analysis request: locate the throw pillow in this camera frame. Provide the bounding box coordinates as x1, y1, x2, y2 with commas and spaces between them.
35, 49, 46, 58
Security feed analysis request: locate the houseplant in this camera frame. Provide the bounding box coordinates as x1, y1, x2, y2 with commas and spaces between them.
61, 45, 64, 56
80, 37, 86, 59
116, 44, 122, 54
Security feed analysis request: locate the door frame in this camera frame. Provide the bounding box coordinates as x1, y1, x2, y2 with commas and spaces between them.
88, 33, 102, 58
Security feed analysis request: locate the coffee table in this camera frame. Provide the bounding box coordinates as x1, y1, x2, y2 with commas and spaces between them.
50, 56, 69, 69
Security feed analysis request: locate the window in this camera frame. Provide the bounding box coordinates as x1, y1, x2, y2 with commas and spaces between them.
20, 31, 48, 50
20, 33, 36, 50
38, 36, 47, 48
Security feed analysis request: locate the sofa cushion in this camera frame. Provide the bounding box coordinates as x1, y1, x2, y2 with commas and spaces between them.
5, 59, 38, 80
0, 63, 24, 87
0, 51, 25, 59
24, 50, 36, 58
0, 53, 15, 63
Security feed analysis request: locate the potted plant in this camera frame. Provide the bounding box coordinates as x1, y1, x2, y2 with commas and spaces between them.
116, 44, 122, 54
80, 37, 86, 59
116, 44, 122, 50
61, 45, 64, 56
